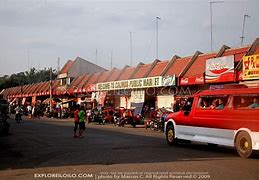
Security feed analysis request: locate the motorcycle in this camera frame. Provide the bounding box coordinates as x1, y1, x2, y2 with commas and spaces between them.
113, 108, 125, 127
97, 111, 105, 125
115, 116, 125, 127
15, 112, 22, 123
149, 118, 164, 132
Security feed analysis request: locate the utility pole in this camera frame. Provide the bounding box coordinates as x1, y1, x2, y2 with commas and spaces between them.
156, 16, 161, 60
57, 57, 60, 73
210, 1, 224, 52
95, 49, 98, 65
111, 50, 113, 70
49, 67, 53, 111
240, 14, 250, 46
130, 32, 133, 66
27, 48, 30, 72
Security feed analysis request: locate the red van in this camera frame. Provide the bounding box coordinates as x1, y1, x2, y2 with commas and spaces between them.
165, 87, 259, 158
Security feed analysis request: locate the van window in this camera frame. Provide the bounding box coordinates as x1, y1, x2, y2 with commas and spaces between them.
233, 95, 259, 109
198, 96, 228, 110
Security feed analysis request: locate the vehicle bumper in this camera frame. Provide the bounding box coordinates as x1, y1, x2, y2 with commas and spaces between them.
252, 132, 259, 150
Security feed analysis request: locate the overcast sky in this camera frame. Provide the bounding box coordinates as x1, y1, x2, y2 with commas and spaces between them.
0, 0, 259, 76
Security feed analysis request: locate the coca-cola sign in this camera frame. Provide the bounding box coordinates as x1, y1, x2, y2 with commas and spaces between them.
205, 55, 234, 83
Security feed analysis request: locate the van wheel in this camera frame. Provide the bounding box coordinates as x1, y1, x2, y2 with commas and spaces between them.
235, 131, 253, 158
166, 125, 178, 146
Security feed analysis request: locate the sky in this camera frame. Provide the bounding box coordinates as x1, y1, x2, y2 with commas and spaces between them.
0, 0, 259, 76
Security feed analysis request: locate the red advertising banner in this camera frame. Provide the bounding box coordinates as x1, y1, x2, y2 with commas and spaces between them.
205, 55, 234, 83
180, 76, 204, 85
237, 71, 242, 81
85, 84, 96, 92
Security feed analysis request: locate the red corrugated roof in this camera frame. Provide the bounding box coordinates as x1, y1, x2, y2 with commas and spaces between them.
11, 87, 17, 96
6, 88, 13, 96
71, 75, 85, 88
24, 84, 34, 95
11, 87, 18, 95
33, 82, 45, 95
82, 73, 101, 92
131, 64, 152, 79
6, 87, 15, 96
85, 73, 101, 85
36, 82, 48, 95
39, 82, 50, 95
253, 48, 259, 54
19, 85, 29, 96
77, 75, 91, 89
148, 61, 169, 77
52, 80, 60, 95
96, 71, 110, 83
106, 69, 122, 81
67, 75, 85, 93
59, 60, 74, 74
32, 83, 41, 95
183, 53, 217, 78
165, 57, 192, 77
15, 86, 22, 96
222, 46, 250, 62
118, 67, 136, 80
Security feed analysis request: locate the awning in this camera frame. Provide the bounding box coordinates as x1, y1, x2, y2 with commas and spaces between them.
43, 97, 62, 104
10, 98, 17, 105
61, 99, 76, 104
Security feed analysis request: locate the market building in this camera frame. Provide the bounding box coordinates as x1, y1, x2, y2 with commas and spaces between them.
1, 38, 259, 112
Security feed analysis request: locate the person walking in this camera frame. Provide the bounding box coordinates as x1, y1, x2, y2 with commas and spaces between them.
78, 106, 86, 138
73, 105, 80, 138
27, 104, 32, 118
14, 105, 22, 123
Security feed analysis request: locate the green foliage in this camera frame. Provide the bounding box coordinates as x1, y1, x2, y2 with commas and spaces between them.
0, 68, 57, 91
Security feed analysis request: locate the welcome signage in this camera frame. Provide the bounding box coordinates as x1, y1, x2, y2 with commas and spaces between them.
96, 76, 175, 91
243, 54, 259, 80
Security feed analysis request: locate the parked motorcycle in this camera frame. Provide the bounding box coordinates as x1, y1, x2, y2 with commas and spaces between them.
14, 106, 22, 123
149, 118, 164, 132
98, 112, 105, 125
115, 116, 125, 127
92, 109, 105, 125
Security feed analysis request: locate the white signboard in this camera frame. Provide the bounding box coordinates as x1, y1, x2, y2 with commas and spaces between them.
96, 76, 175, 91
162, 75, 176, 86
131, 90, 145, 103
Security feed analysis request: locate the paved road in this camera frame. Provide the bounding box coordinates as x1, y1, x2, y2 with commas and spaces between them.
0, 116, 259, 180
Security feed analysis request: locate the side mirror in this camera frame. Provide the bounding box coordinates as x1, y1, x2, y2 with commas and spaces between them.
184, 111, 190, 116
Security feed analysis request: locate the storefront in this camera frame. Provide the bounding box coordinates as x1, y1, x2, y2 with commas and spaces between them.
96, 76, 168, 110
155, 75, 176, 111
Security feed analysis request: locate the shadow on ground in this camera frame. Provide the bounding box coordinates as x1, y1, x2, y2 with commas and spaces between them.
0, 117, 242, 170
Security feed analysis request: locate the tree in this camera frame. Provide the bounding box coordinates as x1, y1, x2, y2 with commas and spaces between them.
0, 68, 58, 91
